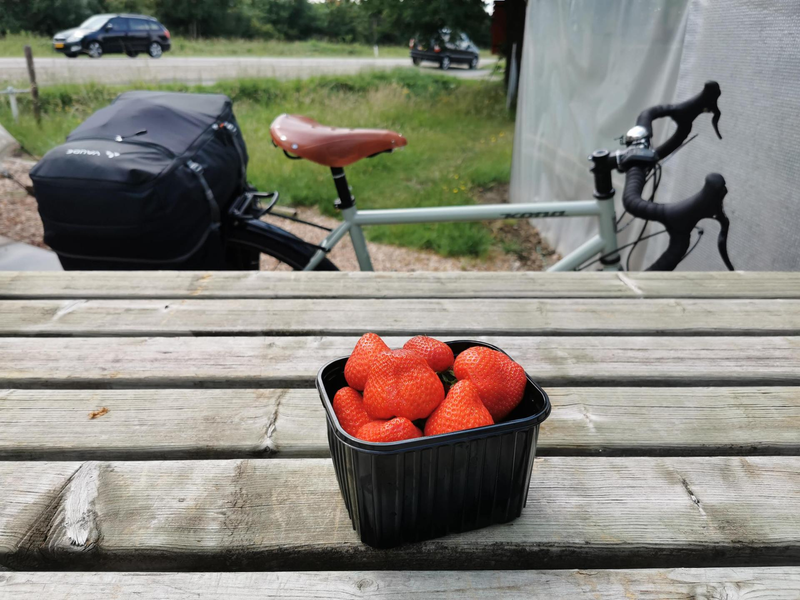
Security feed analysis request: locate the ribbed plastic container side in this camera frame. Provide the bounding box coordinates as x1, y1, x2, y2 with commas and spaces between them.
318, 340, 550, 549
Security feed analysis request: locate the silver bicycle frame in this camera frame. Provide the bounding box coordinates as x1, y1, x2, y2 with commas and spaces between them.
302, 198, 620, 271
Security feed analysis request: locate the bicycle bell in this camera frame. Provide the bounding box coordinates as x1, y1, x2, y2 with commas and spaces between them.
623, 125, 651, 147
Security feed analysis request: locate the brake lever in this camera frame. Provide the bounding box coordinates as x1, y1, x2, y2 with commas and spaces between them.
715, 210, 735, 270
711, 108, 723, 140
700, 81, 723, 140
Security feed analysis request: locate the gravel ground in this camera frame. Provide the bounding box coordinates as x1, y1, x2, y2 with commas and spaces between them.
1, 159, 556, 271
0, 159, 43, 248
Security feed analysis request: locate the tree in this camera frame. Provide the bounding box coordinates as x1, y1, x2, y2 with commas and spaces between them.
361, 0, 490, 47
314, 0, 368, 45
249, 0, 319, 41
153, 0, 236, 38
102, 0, 155, 12
1, 0, 105, 35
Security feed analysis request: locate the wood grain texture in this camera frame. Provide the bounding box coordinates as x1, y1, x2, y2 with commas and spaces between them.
0, 272, 636, 299
0, 389, 304, 460
3, 387, 800, 460
627, 271, 800, 299
2, 298, 799, 336
1, 336, 798, 388
2, 271, 799, 299
1, 457, 799, 570
3, 568, 800, 599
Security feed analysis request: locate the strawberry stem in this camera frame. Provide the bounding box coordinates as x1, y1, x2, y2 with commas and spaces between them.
439, 368, 457, 392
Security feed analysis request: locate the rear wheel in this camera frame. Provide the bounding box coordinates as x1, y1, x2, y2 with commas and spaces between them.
225, 216, 339, 271
440, 55, 451, 70
148, 42, 163, 58
87, 42, 102, 59
412, 57, 421, 66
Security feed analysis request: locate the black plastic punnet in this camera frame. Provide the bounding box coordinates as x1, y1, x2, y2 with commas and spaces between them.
316, 340, 551, 549
30, 91, 257, 270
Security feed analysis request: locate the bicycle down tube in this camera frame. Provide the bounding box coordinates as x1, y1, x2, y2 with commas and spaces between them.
302, 198, 620, 272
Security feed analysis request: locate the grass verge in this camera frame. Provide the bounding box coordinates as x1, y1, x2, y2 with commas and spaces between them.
0, 34, 410, 59
0, 69, 514, 258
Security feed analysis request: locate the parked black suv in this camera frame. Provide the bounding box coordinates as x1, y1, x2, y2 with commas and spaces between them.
52, 14, 171, 59
409, 30, 479, 70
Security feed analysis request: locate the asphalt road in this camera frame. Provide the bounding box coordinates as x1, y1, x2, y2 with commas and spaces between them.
0, 55, 498, 85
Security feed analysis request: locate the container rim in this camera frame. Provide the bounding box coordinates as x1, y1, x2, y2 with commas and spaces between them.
316, 339, 552, 455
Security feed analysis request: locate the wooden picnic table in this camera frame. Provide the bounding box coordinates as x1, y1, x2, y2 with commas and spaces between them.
1, 270, 799, 598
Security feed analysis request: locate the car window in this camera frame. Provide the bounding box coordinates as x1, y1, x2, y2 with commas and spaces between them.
455, 33, 472, 50
79, 16, 110, 30
129, 19, 151, 31
148, 22, 162, 31
108, 17, 128, 31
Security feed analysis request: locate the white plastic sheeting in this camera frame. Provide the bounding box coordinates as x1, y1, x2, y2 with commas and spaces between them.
511, 0, 800, 271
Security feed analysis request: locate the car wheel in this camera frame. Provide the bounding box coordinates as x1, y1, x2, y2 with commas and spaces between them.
469, 56, 478, 69
412, 57, 421, 66
87, 41, 103, 59
148, 42, 163, 59
126, 51, 139, 58
64, 52, 78, 59
440, 56, 451, 70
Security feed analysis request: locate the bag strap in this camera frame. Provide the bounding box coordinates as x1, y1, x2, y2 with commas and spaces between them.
216, 121, 249, 192
186, 160, 221, 223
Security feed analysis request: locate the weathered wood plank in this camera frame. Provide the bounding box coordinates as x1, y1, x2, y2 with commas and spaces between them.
1, 336, 798, 388
2, 271, 800, 300
541, 387, 800, 455
3, 568, 800, 599
3, 387, 800, 460
0, 389, 298, 460
627, 271, 800, 299
0, 272, 636, 299
1, 457, 799, 570
2, 298, 799, 336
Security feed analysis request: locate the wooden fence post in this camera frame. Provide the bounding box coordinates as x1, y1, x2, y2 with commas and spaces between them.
23, 45, 41, 125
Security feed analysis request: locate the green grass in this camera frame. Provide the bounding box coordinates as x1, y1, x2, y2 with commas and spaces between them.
0, 70, 514, 258
0, 33, 410, 59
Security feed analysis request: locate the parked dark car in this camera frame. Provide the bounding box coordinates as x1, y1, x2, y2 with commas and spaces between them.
52, 14, 171, 59
409, 30, 479, 70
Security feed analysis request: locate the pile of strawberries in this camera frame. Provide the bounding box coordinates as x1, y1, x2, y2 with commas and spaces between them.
332, 333, 527, 443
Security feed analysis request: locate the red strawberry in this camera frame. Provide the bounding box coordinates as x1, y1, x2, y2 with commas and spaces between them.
424, 380, 493, 436
357, 417, 422, 443
344, 332, 390, 391
332, 386, 372, 437
363, 349, 444, 420
403, 336, 454, 372
453, 346, 526, 421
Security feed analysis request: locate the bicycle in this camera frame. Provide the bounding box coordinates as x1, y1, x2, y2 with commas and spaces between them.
223, 82, 736, 272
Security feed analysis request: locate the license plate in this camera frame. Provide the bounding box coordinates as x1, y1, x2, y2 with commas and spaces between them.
54, 43, 64, 49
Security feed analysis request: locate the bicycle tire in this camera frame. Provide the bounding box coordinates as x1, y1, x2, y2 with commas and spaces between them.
225, 217, 339, 271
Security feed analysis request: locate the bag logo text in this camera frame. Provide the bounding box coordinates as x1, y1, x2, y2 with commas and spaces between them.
65, 149, 121, 159
66, 149, 101, 156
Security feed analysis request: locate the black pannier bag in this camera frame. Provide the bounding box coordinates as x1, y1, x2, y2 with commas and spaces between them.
30, 91, 259, 269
